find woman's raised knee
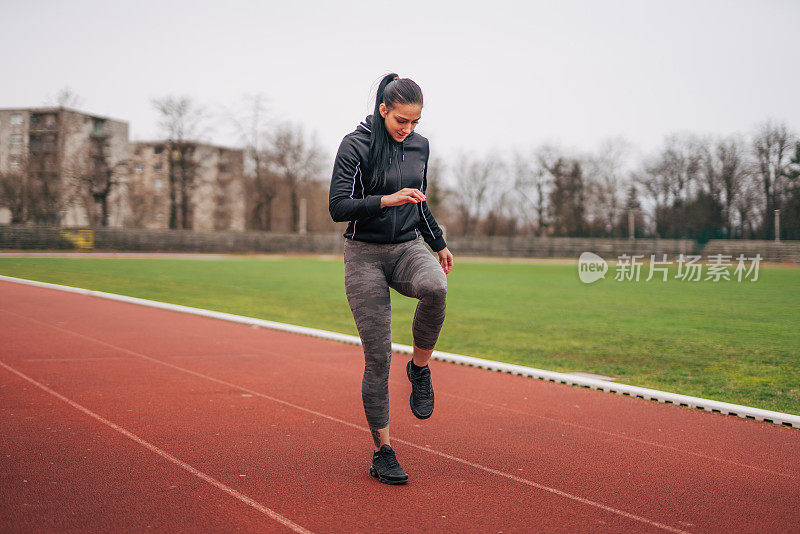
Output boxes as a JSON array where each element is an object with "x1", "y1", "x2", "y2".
[{"x1": 418, "y1": 275, "x2": 447, "y2": 302}]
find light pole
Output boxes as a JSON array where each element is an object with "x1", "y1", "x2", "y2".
[
  {"x1": 299, "y1": 198, "x2": 307, "y2": 234},
  {"x1": 628, "y1": 209, "x2": 635, "y2": 241}
]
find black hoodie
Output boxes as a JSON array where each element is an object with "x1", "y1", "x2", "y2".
[{"x1": 328, "y1": 114, "x2": 447, "y2": 252}]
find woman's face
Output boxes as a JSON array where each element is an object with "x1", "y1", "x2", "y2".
[{"x1": 379, "y1": 102, "x2": 422, "y2": 143}]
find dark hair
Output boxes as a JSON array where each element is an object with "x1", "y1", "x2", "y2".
[{"x1": 365, "y1": 73, "x2": 423, "y2": 192}]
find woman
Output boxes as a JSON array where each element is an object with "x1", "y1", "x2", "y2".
[{"x1": 329, "y1": 73, "x2": 454, "y2": 485}]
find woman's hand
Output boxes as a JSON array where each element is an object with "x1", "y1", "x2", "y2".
[
  {"x1": 437, "y1": 247, "x2": 454, "y2": 275},
  {"x1": 381, "y1": 188, "x2": 426, "y2": 207}
]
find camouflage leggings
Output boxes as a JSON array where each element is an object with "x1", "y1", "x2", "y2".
[{"x1": 343, "y1": 235, "x2": 448, "y2": 430}]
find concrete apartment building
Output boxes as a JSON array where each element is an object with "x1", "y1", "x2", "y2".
[
  {"x1": 0, "y1": 107, "x2": 246, "y2": 231},
  {"x1": 128, "y1": 141, "x2": 245, "y2": 231},
  {"x1": 0, "y1": 107, "x2": 129, "y2": 226}
]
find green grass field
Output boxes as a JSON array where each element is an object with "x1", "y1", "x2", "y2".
[{"x1": 1, "y1": 254, "x2": 798, "y2": 415}]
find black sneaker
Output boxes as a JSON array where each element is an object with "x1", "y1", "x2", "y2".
[
  {"x1": 407, "y1": 360, "x2": 434, "y2": 419},
  {"x1": 369, "y1": 444, "x2": 408, "y2": 485}
]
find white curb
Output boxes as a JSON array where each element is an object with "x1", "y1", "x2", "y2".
[{"x1": 1, "y1": 274, "x2": 798, "y2": 429}]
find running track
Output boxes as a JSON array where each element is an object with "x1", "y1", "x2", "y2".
[{"x1": 1, "y1": 279, "x2": 798, "y2": 533}]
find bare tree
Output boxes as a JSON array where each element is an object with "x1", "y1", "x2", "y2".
[
  {"x1": 583, "y1": 137, "x2": 633, "y2": 237},
  {"x1": 245, "y1": 160, "x2": 281, "y2": 231},
  {"x1": 151, "y1": 95, "x2": 209, "y2": 229},
  {"x1": 512, "y1": 148, "x2": 549, "y2": 235},
  {"x1": 482, "y1": 157, "x2": 515, "y2": 236},
  {"x1": 751, "y1": 119, "x2": 795, "y2": 239},
  {"x1": 634, "y1": 133, "x2": 707, "y2": 237},
  {"x1": 700, "y1": 135, "x2": 749, "y2": 238},
  {"x1": 732, "y1": 175, "x2": 762, "y2": 239},
  {"x1": 0, "y1": 154, "x2": 31, "y2": 223},
  {"x1": 226, "y1": 93, "x2": 281, "y2": 231},
  {"x1": 262, "y1": 121, "x2": 326, "y2": 232},
  {"x1": 123, "y1": 176, "x2": 158, "y2": 228},
  {"x1": 633, "y1": 157, "x2": 670, "y2": 236},
  {"x1": 63, "y1": 139, "x2": 129, "y2": 227},
  {"x1": 450, "y1": 152, "x2": 497, "y2": 236},
  {"x1": 44, "y1": 86, "x2": 84, "y2": 109},
  {"x1": 659, "y1": 133, "x2": 706, "y2": 205}
]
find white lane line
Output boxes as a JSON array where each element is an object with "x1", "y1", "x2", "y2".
[
  {"x1": 167, "y1": 353, "x2": 264, "y2": 359},
  {"x1": 442, "y1": 392, "x2": 799, "y2": 480},
  {"x1": 0, "y1": 308, "x2": 690, "y2": 534},
  {"x1": 24, "y1": 356, "x2": 135, "y2": 362},
  {"x1": 0, "y1": 359, "x2": 312, "y2": 534}
]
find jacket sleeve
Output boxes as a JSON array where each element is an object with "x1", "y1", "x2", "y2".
[
  {"x1": 329, "y1": 135, "x2": 384, "y2": 223},
  {"x1": 416, "y1": 140, "x2": 448, "y2": 252}
]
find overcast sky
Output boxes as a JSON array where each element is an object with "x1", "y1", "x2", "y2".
[{"x1": 2, "y1": 0, "x2": 798, "y2": 168}]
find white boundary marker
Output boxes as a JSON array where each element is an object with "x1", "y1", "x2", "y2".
[{"x1": 2, "y1": 273, "x2": 798, "y2": 430}]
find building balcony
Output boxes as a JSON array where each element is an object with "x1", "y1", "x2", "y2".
[
  {"x1": 28, "y1": 125, "x2": 58, "y2": 133},
  {"x1": 29, "y1": 142, "x2": 57, "y2": 153}
]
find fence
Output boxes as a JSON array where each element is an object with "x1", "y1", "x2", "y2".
[{"x1": 1, "y1": 225, "x2": 798, "y2": 263}]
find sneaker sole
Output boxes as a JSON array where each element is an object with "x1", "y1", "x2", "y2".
[
  {"x1": 370, "y1": 466, "x2": 408, "y2": 485},
  {"x1": 409, "y1": 394, "x2": 433, "y2": 419}
]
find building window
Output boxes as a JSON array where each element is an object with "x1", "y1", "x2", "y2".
[
  {"x1": 9, "y1": 155, "x2": 20, "y2": 169},
  {"x1": 134, "y1": 148, "x2": 142, "y2": 156},
  {"x1": 153, "y1": 179, "x2": 163, "y2": 189},
  {"x1": 43, "y1": 134, "x2": 56, "y2": 152},
  {"x1": 30, "y1": 113, "x2": 56, "y2": 129},
  {"x1": 154, "y1": 196, "x2": 162, "y2": 205},
  {"x1": 134, "y1": 163, "x2": 144, "y2": 174},
  {"x1": 154, "y1": 145, "x2": 164, "y2": 154},
  {"x1": 153, "y1": 163, "x2": 163, "y2": 172},
  {"x1": 10, "y1": 134, "x2": 23, "y2": 146},
  {"x1": 10, "y1": 114, "x2": 23, "y2": 126}
]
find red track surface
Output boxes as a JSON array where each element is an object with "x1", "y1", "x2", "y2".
[{"x1": 1, "y1": 279, "x2": 798, "y2": 533}]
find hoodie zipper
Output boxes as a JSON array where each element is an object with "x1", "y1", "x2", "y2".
[
  {"x1": 393, "y1": 142, "x2": 406, "y2": 243},
  {"x1": 391, "y1": 145, "x2": 397, "y2": 242}
]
